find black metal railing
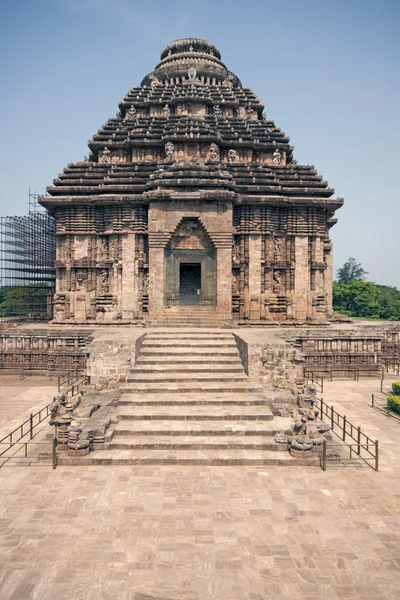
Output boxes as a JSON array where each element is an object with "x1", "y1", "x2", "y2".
[
  {"x1": 0, "y1": 438, "x2": 57, "y2": 469},
  {"x1": 304, "y1": 370, "x2": 324, "y2": 392},
  {"x1": 317, "y1": 397, "x2": 378, "y2": 471},
  {"x1": 0, "y1": 403, "x2": 51, "y2": 457},
  {"x1": 382, "y1": 358, "x2": 400, "y2": 376},
  {"x1": 58, "y1": 369, "x2": 85, "y2": 396}
]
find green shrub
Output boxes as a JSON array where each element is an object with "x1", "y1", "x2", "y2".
[
  {"x1": 387, "y1": 395, "x2": 400, "y2": 415},
  {"x1": 392, "y1": 382, "x2": 400, "y2": 395}
]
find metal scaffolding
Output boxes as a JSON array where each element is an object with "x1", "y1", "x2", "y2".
[{"x1": 0, "y1": 191, "x2": 56, "y2": 322}]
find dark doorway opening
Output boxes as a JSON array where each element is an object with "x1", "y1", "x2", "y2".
[{"x1": 179, "y1": 263, "x2": 201, "y2": 305}]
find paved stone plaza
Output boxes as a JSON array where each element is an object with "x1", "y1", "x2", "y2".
[{"x1": 0, "y1": 376, "x2": 399, "y2": 599}]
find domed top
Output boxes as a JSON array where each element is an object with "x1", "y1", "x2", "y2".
[
  {"x1": 160, "y1": 38, "x2": 221, "y2": 61},
  {"x1": 141, "y1": 37, "x2": 241, "y2": 87}
]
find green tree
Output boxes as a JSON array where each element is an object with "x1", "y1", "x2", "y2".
[
  {"x1": 333, "y1": 280, "x2": 400, "y2": 321},
  {"x1": 336, "y1": 257, "x2": 368, "y2": 284}
]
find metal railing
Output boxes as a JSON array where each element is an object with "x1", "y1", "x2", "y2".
[
  {"x1": 304, "y1": 366, "x2": 383, "y2": 382},
  {"x1": 304, "y1": 370, "x2": 324, "y2": 392},
  {"x1": 317, "y1": 397, "x2": 378, "y2": 471},
  {"x1": 0, "y1": 438, "x2": 57, "y2": 469},
  {"x1": 382, "y1": 358, "x2": 400, "y2": 376},
  {"x1": 58, "y1": 369, "x2": 85, "y2": 396},
  {"x1": 0, "y1": 403, "x2": 51, "y2": 457},
  {"x1": 372, "y1": 392, "x2": 400, "y2": 421}
]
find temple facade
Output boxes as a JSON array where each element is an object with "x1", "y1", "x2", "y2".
[{"x1": 41, "y1": 38, "x2": 343, "y2": 325}]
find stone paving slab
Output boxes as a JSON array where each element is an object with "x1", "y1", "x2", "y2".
[{"x1": 1, "y1": 376, "x2": 400, "y2": 599}]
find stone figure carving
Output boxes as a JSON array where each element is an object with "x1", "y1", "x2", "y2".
[
  {"x1": 228, "y1": 149, "x2": 237, "y2": 163},
  {"x1": 273, "y1": 270, "x2": 281, "y2": 286},
  {"x1": 163, "y1": 104, "x2": 171, "y2": 118},
  {"x1": 142, "y1": 273, "x2": 149, "y2": 294},
  {"x1": 273, "y1": 148, "x2": 282, "y2": 165},
  {"x1": 213, "y1": 104, "x2": 222, "y2": 119},
  {"x1": 222, "y1": 73, "x2": 233, "y2": 88},
  {"x1": 149, "y1": 74, "x2": 161, "y2": 88},
  {"x1": 50, "y1": 392, "x2": 69, "y2": 425},
  {"x1": 101, "y1": 270, "x2": 109, "y2": 292},
  {"x1": 246, "y1": 103, "x2": 253, "y2": 119},
  {"x1": 102, "y1": 147, "x2": 111, "y2": 164},
  {"x1": 273, "y1": 236, "x2": 282, "y2": 258},
  {"x1": 261, "y1": 110, "x2": 267, "y2": 120},
  {"x1": 165, "y1": 141, "x2": 174, "y2": 161},
  {"x1": 127, "y1": 105, "x2": 137, "y2": 119},
  {"x1": 188, "y1": 67, "x2": 197, "y2": 80},
  {"x1": 209, "y1": 143, "x2": 220, "y2": 163}
]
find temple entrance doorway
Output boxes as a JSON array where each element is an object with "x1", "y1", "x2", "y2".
[{"x1": 179, "y1": 263, "x2": 201, "y2": 305}]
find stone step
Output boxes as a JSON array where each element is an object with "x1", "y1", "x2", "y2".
[
  {"x1": 117, "y1": 404, "x2": 273, "y2": 420},
  {"x1": 140, "y1": 348, "x2": 239, "y2": 356},
  {"x1": 136, "y1": 356, "x2": 242, "y2": 365},
  {"x1": 145, "y1": 333, "x2": 233, "y2": 338},
  {"x1": 141, "y1": 341, "x2": 237, "y2": 348},
  {"x1": 112, "y1": 417, "x2": 290, "y2": 435},
  {"x1": 131, "y1": 364, "x2": 245, "y2": 373},
  {"x1": 147, "y1": 322, "x2": 231, "y2": 328},
  {"x1": 126, "y1": 373, "x2": 248, "y2": 383},
  {"x1": 120, "y1": 381, "x2": 264, "y2": 394},
  {"x1": 58, "y1": 448, "x2": 319, "y2": 466},
  {"x1": 118, "y1": 396, "x2": 267, "y2": 406},
  {"x1": 109, "y1": 435, "x2": 287, "y2": 451}
]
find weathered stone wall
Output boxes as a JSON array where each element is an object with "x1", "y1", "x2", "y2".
[
  {"x1": 87, "y1": 331, "x2": 146, "y2": 387},
  {"x1": 234, "y1": 332, "x2": 304, "y2": 395},
  {"x1": 0, "y1": 329, "x2": 91, "y2": 374}
]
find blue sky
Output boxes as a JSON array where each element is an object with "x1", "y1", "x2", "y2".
[{"x1": 0, "y1": 0, "x2": 399, "y2": 286}]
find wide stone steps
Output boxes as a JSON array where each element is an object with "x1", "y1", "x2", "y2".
[
  {"x1": 112, "y1": 418, "x2": 289, "y2": 435},
  {"x1": 139, "y1": 348, "x2": 239, "y2": 356},
  {"x1": 120, "y1": 381, "x2": 264, "y2": 394},
  {"x1": 136, "y1": 356, "x2": 242, "y2": 365},
  {"x1": 117, "y1": 404, "x2": 273, "y2": 420},
  {"x1": 132, "y1": 364, "x2": 245, "y2": 373},
  {"x1": 118, "y1": 395, "x2": 268, "y2": 406},
  {"x1": 109, "y1": 435, "x2": 287, "y2": 451},
  {"x1": 59, "y1": 448, "x2": 319, "y2": 466},
  {"x1": 141, "y1": 340, "x2": 237, "y2": 348},
  {"x1": 126, "y1": 372, "x2": 249, "y2": 383},
  {"x1": 78, "y1": 330, "x2": 305, "y2": 466},
  {"x1": 147, "y1": 321, "x2": 231, "y2": 328}
]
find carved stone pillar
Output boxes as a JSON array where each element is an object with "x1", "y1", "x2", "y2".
[
  {"x1": 216, "y1": 246, "x2": 232, "y2": 319},
  {"x1": 324, "y1": 241, "x2": 333, "y2": 317},
  {"x1": 294, "y1": 236, "x2": 310, "y2": 321},
  {"x1": 121, "y1": 233, "x2": 137, "y2": 320},
  {"x1": 248, "y1": 234, "x2": 261, "y2": 321}
]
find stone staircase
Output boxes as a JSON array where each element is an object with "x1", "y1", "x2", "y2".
[
  {"x1": 74, "y1": 330, "x2": 318, "y2": 466},
  {"x1": 146, "y1": 307, "x2": 231, "y2": 328}
]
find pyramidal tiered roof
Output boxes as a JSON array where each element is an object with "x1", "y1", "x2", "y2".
[{"x1": 44, "y1": 38, "x2": 342, "y2": 211}]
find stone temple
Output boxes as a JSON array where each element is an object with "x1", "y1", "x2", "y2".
[{"x1": 41, "y1": 38, "x2": 343, "y2": 326}]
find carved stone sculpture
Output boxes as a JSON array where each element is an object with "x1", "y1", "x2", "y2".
[
  {"x1": 165, "y1": 141, "x2": 174, "y2": 161},
  {"x1": 209, "y1": 143, "x2": 220, "y2": 163},
  {"x1": 188, "y1": 67, "x2": 197, "y2": 80},
  {"x1": 273, "y1": 236, "x2": 282, "y2": 258},
  {"x1": 127, "y1": 105, "x2": 137, "y2": 119},
  {"x1": 101, "y1": 270, "x2": 109, "y2": 293},
  {"x1": 102, "y1": 147, "x2": 111, "y2": 164},
  {"x1": 163, "y1": 104, "x2": 171, "y2": 118},
  {"x1": 273, "y1": 148, "x2": 282, "y2": 165},
  {"x1": 213, "y1": 104, "x2": 222, "y2": 119},
  {"x1": 228, "y1": 148, "x2": 237, "y2": 163},
  {"x1": 273, "y1": 270, "x2": 281, "y2": 286}
]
